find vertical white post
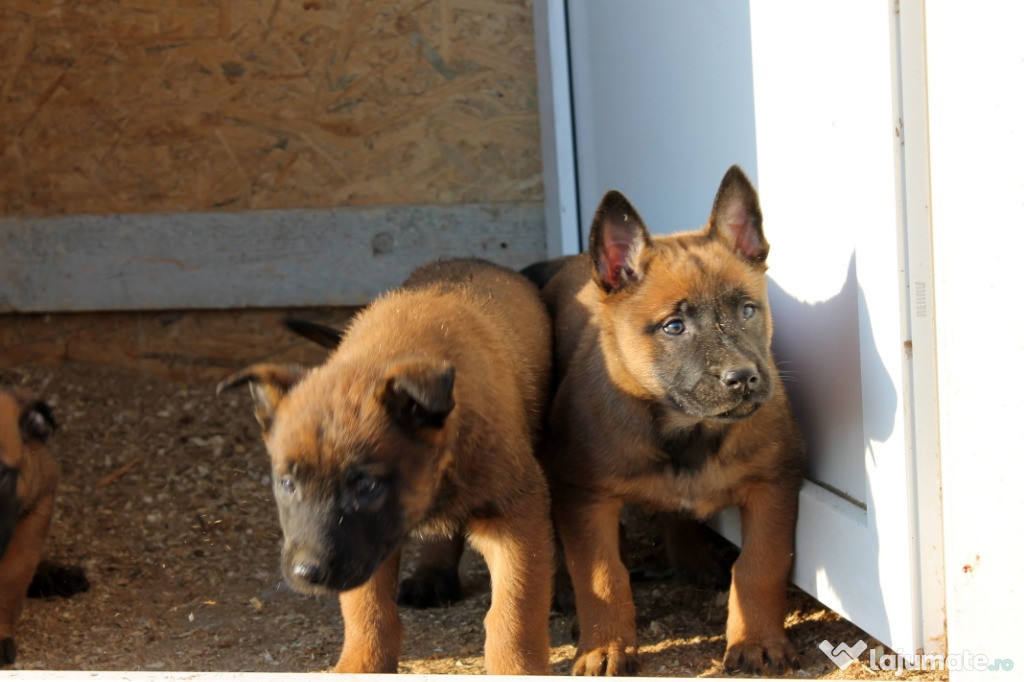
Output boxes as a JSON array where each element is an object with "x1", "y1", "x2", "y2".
[
  {"x1": 889, "y1": 0, "x2": 946, "y2": 656},
  {"x1": 533, "y1": 0, "x2": 581, "y2": 257}
]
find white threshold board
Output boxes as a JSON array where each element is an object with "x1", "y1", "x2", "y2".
[{"x1": 0, "y1": 203, "x2": 545, "y2": 313}]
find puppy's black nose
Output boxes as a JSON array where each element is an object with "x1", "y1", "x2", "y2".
[
  {"x1": 292, "y1": 561, "x2": 326, "y2": 585},
  {"x1": 721, "y1": 367, "x2": 759, "y2": 392}
]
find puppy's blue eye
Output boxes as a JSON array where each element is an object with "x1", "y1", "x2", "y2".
[
  {"x1": 741, "y1": 303, "x2": 757, "y2": 320},
  {"x1": 662, "y1": 319, "x2": 684, "y2": 335},
  {"x1": 278, "y1": 476, "x2": 297, "y2": 494}
]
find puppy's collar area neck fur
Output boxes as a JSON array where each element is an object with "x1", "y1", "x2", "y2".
[{"x1": 655, "y1": 419, "x2": 727, "y2": 475}]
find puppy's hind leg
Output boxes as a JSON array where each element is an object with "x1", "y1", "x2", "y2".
[
  {"x1": 661, "y1": 513, "x2": 732, "y2": 589},
  {"x1": 468, "y1": 498, "x2": 554, "y2": 675},
  {"x1": 397, "y1": 535, "x2": 464, "y2": 608}
]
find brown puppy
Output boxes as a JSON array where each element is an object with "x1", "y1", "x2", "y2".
[
  {"x1": 219, "y1": 258, "x2": 554, "y2": 674},
  {"x1": 281, "y1": 317, "x2": 466, "y2": 610},
  {"x1": 542, "y1": 166, "x2": 804, "y2": 676},
  {"x1": 0, "y1": 390, "x2": 57, "y2": 666}
]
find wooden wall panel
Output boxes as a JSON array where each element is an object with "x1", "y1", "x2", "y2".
[{"x1": 0, "y1": 0, "x2": 542, "y2": 215}]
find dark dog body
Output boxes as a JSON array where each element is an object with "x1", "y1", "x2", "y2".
[
  {"x1": 0, "y1": 390, "x2": 57, "y2": 666},
  {"x1": 221, "y1": 258, "x2": 554, "y2": 674},
  {"x1": 542, "y1": 167, "x2": 804, "y2": 675}
]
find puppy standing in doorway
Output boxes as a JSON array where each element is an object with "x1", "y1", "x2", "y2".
[{"x1": 541, "y1": 167, "x2": 805, "y2": 676}]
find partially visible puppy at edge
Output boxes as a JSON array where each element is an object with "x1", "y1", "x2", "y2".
[
  {"x1": 0, "y1": 389, "x2": 89, "y2": 667},
  {"x1": 218, "y1": 258, "x2": 555, "y2": 674}
]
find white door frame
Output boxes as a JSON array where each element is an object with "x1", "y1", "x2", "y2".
[{"x1": 533, "y1": 0, "x2": 580, "y2": 258}]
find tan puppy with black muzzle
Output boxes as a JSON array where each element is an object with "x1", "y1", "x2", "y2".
[
  {"x1": 541, "y1": 166, "x2": 805, "y2": 676},
  {"x1": 220, "y1": 258, "x2": 554, "y2": 674}
]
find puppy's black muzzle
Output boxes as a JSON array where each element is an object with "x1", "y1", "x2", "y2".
[{"x1": 276, "y1": 479, "x2": 407, "y2": 596}]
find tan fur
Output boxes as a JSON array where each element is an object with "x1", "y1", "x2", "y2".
[
  {"x1": 542, "y1": 168, "x2": 804, "y2": 675},
  {"x1": 0, "y1": 390, "x2": 58, "y2": 666},
  {"x1": 221, "y1": 259, "x2": 554, "y2": 674}
]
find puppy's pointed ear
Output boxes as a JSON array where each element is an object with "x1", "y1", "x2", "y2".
[
  {"x1": 709, "y1": 165, "x2": 768, "y2": 264},
  {"x1": 379, "y1": 360, "x2": 455, "y2": 430},
  {"x1": 217, "y1": 364, "x2": 307, "y2": 433},
  {"x1": 589, "y1": 190, "x2": 653, "y2": 292},
  {"x1": 19, "y1": 400, "x2": 55, "y2": 444}
]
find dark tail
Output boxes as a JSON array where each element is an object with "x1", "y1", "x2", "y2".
[
  {"x1": 519, "y1": 256, "x2": 574, "y2": 290},
  {"x1": 282, "y1": 317, "x2": 344, "y2": 349}
]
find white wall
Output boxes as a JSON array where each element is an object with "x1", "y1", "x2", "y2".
[
  {"x1": 926, "y1": 3, "x2": 1024, "y2": 677},
  {"x1": 566, "y1": 0, "x2": 758, "y2": 234}
]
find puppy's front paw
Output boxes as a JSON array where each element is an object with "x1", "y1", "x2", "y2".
[
  {"x1": 572, "y1": 643, "x2": 640, "y2": 676},
  {"x1": 724, "y1": 638, "x2": 800, "y2": 676}
]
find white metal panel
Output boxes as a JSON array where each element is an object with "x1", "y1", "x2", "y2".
[
  {"x1": 748, "y1": 0, "x2": 917, "y2": 652},
  {"x1": 746, "y1": 1, "x2": 895, "y2": 506},
  {"x1": 566, "y1": 0, "x2": 758, "y2": 234},
  {"x1": 926, "y1": 2, "x2": 1024, "y2": 678},
  {"x1": 889, "y1": 0, "x2": 946, "y2": 656}
]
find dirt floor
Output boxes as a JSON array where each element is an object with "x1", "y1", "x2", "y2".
[{"x1": 0, "y1": 310, "x2": 945, "y2": 679}]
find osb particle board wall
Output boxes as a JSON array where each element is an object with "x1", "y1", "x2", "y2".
[
  {"x1": 0, "y1": 0, "x2": 549, "y2": 311},
  {"x1": 0, "y1": 0, "x2": 541, "y2": 214}
]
